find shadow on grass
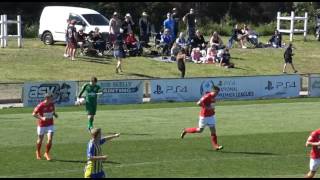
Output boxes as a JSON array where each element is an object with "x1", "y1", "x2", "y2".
[
  {"x1": 124, "y1": 72, "x2": 159, "y2": 79},
  {"x1": 78, "y1": 56, "x2": 112, "y2": 64},
  {"x1": 209, "y1": 150, "x2": 278, "y2": 156},
  {"x1": 107, "y1": 132, "x2": 152, "y2": 136},
  {"x1": 51, "y1": 159, "x2": 121, "y2": 165}
]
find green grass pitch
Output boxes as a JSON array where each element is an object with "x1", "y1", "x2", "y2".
[{"x1": 0, "y1": 98, "x2": 319, "y2": 178}]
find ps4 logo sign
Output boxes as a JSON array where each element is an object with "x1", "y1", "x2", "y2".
[
  {"x1": 265, "y1": 81, "x2": 296, "y2": 91},
  {"x1": 153, "y1": 84, "x2": 188, "y2": 94}
]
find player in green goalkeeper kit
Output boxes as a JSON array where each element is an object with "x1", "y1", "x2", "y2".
[{"x1": 78, "y1": 77, "x2": 102, "y2": 130}]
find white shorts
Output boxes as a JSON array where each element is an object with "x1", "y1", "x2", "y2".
[
  {"x1": 198, "y1": 116, "x2": 216, "y2": 129},
  {"x1": 310, "y1": 158, "x2": 320, "y2": 172},
  {"x1": 37, "y1": 125, "x2": 55, "y2": 136}
]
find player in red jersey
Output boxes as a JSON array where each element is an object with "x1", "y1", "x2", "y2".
[
  {"x1": 180, "y1": 85, "x2": 223, "y2": 150},
  {"x1": 305, "y1": 128, "x2": 320, "y2": 178},
  {"x1": 32, "y1": 92, "x2": 58, "y2": 161}
]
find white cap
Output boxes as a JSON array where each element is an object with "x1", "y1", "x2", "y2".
[
  {"x1": 125, "y1": 13, "x2": 131, "y2": 17},
  {"x1": 142, "y1": 12, "x2": 148, "y2": 16}
]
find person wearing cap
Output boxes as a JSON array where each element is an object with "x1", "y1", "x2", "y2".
[
  {"x1": 32, "y1": 92, "x2": 58, "y2": 161},
  {"x1": 139, "y1": 12, "x2": 151, "y2": 47},
  {"x1": 172, "y1": 8, "x2": 180, "y2": 39},
  {"x1": 183, "y1": 8, "x2": 197, "y2": 41},
  {"x1": 67, "y1": 19, "x2": 78, "y2": 60},
  {"x1": 84, "y1": 128, "x2": 120, "y2": 178},
  {"x1": 163, "y1": 12, "x2": 175, "y2": 40},
  {"x1": 109, "y1": 12, "x2": 122, "y2": 43},
  {"x1": 180, "y1": 85, "x2": 223, "y2": 151},
  {"x1": 122, "y1": 13, "x2": 135, "y2": 37}
]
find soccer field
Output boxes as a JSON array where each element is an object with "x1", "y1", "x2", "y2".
[{"x1": 0, "y1": 98, "x2": 319, "y2": 178}]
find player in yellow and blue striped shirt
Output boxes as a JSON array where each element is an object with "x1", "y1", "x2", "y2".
[{"x1": 84, "y1": 128, "x2": 120, "y2": 178}]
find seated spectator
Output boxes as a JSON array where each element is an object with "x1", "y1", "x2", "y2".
[
  {"x1": 227, "y1": 24, "x2": 246, "y2": 49},
  {"x1": 160, "y1": 28, "x2": 173, "y2": 56},
  {"x1": 219, "y1": 48, "x2": 234, "y2": 68},
  {"x1": 88, "y1": 27, "x2": 106, "y2": 56},
  {"x1": 206, "y1": 45, "x2": 217, "y2": 64},
  {"x1": 268, "y1": 30, "x2": 282, "y2": 48},
  {"x1": 77, "y1": 28, "x2": 88, "y2": 55},
  {"x1": 175, "y1": 32, "x2": 189, "y2": 50},
  {"x1": 125, "y1": 33, "x2": 142, "y2": 56},
  {"x1": 209, "y1": 31, "x2": 224, "y2": 50},
  {"x1": 191, "y1": 30, "x2": 206, "y2": 50},
  {"x1": 191, "y1": 47, "x2": 203, "y2": 63},
  {"x1": 170, "y1": 42, "x2": 180, "y2": 61}
]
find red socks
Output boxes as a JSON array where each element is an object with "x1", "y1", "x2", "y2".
[
  {"x1": 211, "y1": 133, "x2": 218, "y2": 146},
  {"x1": 185, "y1": 127, "x2": 198, "y2": 133}
]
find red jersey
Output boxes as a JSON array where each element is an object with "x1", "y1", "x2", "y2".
[
  {"x1": 199, "y1": 92, "x2": 217, "y2": 117},
  {"x1": 33, "y1": 101, "x2": 55, "y2": 127},
  {"x1": 308, "y1": 129, "x2": 320, "y2": 159}
]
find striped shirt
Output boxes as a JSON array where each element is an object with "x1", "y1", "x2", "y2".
[{"x1": 86, "y1": 139, "x2": 106, "y2": 174}]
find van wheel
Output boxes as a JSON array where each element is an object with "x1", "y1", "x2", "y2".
[{"x1": 43, "y1": 32, "x2": 54, "y2": 45}]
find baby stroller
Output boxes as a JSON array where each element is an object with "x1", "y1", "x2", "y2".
[
  {"x1": 315, "y1": 12, "x2": 320, "y2": 41},
  {"x1": 246, "y1": 31, "x2": 259, "y2": 48}
]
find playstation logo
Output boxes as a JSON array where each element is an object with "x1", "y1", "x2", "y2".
[
  {"x1": 153, "y1": 85, "x2": 164, "y2": 94},
  {"x1": 265, "y1": 81, "x2": 274, "y2": 91}
]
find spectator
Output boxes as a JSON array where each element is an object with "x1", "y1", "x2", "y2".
[
  {"x1": 219, "y1": 48, "x2": 234, "y2": 68},
  {"x1": 160, "y1": 28, "x2": 173, "y2": 57},
  {"x1": 283, "y1": 43, "x2": 298, "y2": 73},
  {"x1": 209, "y1": 31, "x2": 224, "y2": 50},
  {"x1": 67, "y1": 19, "x2": 77, "y2": 61},
  {"x1": 122, "y1": 13, "x2": 135, "y2": 37},
  {"x1": 163, "y1": 12, "x2": 175, "y2": 40},
  {"x1": 227, "y1": 24, "x2": 246, "y2": 49},
  {"x1": 268, "y1": 30, "x2": 282, "y2": 48},
  {"x1": 191, "y1": 47, "x2": 203, "y2": 63},
  {"x1": 64, "y1": 19, "x2": 71, "y2": 58},
  {"x1": 176, "y1": 48, "x2": 187, "y2": 78},
  {"x1": 114, "y1": 34, "x2": 126, "y2": 74},
  {"x1": 89, "y1": 27, "x2": 106, "y2": 56},
  {"x1": 170, "y1": 42, "x2": 180, "y2": 61},
  {"x1": 172, "y1": 8, "x2": 180, "y2": 39},
  {"x1": 109, "y1": 12, "x2": 122, "y2": 43},
  {"x1": 125, "y1": 32, "x2": 142, "y2": 56},
  {"x1": 191, "y1": 30, "x2": 206, "y2": 50},
  {"x1": 139, "y1": 12, "x2": 151, "y2": 47},
  {"x1": 206, "y1": 45, "x2": 217, "y2": 64},
  {"x1": 183, "y1": 8, "x2": 197, "y2": 41},
  {"x1": 77, "y1": 28, "x2": 88, "y2": 56},
  {"x1": 175, "y1": 32, "x2": 188, "y2": 50}
]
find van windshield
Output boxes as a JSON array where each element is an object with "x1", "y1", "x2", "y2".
[{"x1": 82, "y1": 14, "x2": 109, "y2": 26}]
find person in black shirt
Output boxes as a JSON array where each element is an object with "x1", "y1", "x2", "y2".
[
  {"x1": 227, "y1": 24, "x2": 246, "y2": 49},
  {"x1": 172, "y1": 8, "x2": 179, "y2": 39},
  {"x1": 114, "y1": 34, "x2": 126, "y2": 73},
  {"x1": 77, "y1": 28, "x2": 88, "y2": 56},
  {"x1": 268, "y1": 30, "x2": 282, "y2": 48},
  {"x1": 283, "y1": 43, "x2": 298, "y2": 73},
  {"x1": 183, "y1": 8, "x2": 197, "y2": 41},
  {"x1": 139, "y1": 12, "x2": 151, "y2": 47},
  {"x1": 67, "y1": 19, "x2": 77, "y2": 60}
]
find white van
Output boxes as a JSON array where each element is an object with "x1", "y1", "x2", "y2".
[{"x1": 39, "y1": 6, "x2": 110, "y2": 45}]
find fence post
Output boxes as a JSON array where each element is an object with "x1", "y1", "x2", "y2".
[
  {"x1": 17, "y1": 15, "x2": 22, "y2": 48},
  {"x1": 0, "y1": 15, "x2": 3, "y2": 48},
  {"x1": 276, "y1": 12, "x2": 280, "y2": 31},
  {"x1": 3, "y1": 14, "x2": 7, "y2": 47},
  {"x1": 290, "y1": 11, "x2": 294, "y2": 42},
  {"x1": 304, "y1": 12, "x2": 308, "y2": 41}
]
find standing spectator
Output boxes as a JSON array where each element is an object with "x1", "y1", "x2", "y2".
[
  {"x1": 283, "y1": 43, "x2": 298, "y2": 73},
  {"x1": 114, "y1": 34, "x2": 126, "y2": 74},
  {"x1": 268, "y1": 30, "x2": 282, "y2": 48},
  {"x1": 183, "y1": 8, "x2": 197, "y2": 41},
  {"x1": 163, "y1": 12, "x2": 175, "y2": 40},
  {"x1": 64, "y1": 19, "x2": 71, "y2": 58},
  {"x1": 227, "y1": 24, "x2": 246, "y2": 49},
  {"x1": 122, "y1": 13, "x2": 135, "y2": 37},
  {"x1": 176, "y1": 48, "x2": 187, "y2": 78},
  {"x1": 172, "y1": 8, "x2": 180, "y2": 39},
  {"x1": 67, "y1": 19, "x2": 77, "y2": 61},
  {"x1": 209, "y1": 31, "x2": 224, "y2": 50},
  {"x1": 139, "y1": 12, "x2": 151, "y2": 47},
  {"x1": 109, "y1": 12, "x2": 122, "y2": 43}
]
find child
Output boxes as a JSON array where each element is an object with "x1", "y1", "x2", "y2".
[
  {"x1": 176, "y1": 48, "x2": 187, "y2": 78},
  {"x1": 84, "y1": 128, "x2": 120, "y2": 178},
  {"x1": 171, "y1": 43, "x2": 180, "y2": 61},
  {"x1": 191, "y1": 48, "x2": 202, "y2": 64},
  {"x1": 206, "y1": 46, "x2": 217, "y2": 64},
  {"x1": 283, "y1": 43, "x2": 298, "y2": 73},
  {"x1": 114, "y1": 34, "x2": 126, "y2": 73},
  {"x1": 219, "y1": 48, "x2": 234, "y2": 68}
]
